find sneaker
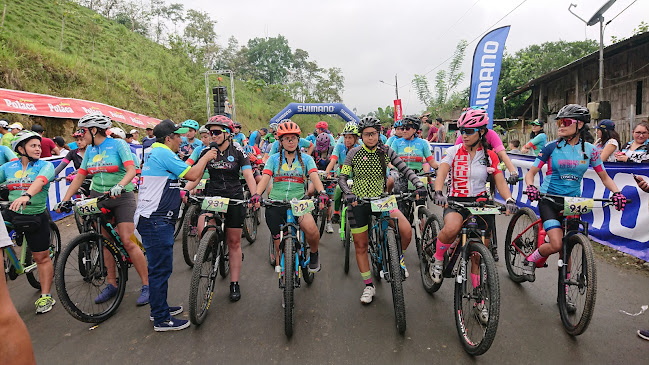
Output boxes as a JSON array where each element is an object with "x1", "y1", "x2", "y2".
[
  {"x1": 136, "y1": 285, "x2": 150, "y2": 306},
  {"x1": 430, "y1": 258, "x2": 444, "y2": 284},
  {"x1": 275, "y1": 265, "x2": 281, "y2": 273},
  {"x1": 308, "y1": 252, "x2": 321, "y2": 273},
  {"x1": 473, "y1": 301, "x2": 489, "y2": 324},
  {"x1": 331, "y1": 213, "x2": 340, "y2": 224},
  {"x1": 638, "y1": 329, "x2": 649, "y2": 341},
  {"x1": 35, "y1": 296, "x2": 55, "y2": 314},
  {"x1": 94, "y1": 284, "x2": 118, "y2": 304},
  {"x1": 522, "y1": 259, "x2": 536, "y2": 282},
  {"x1": 230, "y1": 282, "x2": 241, "y2": 302},
  {"x1": 150, "y1": 306, "x2": 183, "y2": 321},
  {"x1": 153, "y1": 316, "x2": 190, "y2": 332},
  {"x1": 325, "y1": 222, "x2": 334, "y2": 234},
  {"x1": 400, "y1": 255, "x2": 409, "y2": 278},
  {"x1": 360, "y1": 285, "x2": 376, "y2": 304}
]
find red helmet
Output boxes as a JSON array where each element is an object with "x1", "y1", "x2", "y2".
[
  {"x1": 315, "y1": 121, "x2": 328, "y2": 130},
  {"x1": 277, "y1": 121, "x2": 301, "y2": 137},
  {"x1": 72, "y1": 129, "x2": 84, "y2": 138},
  {"x1": 457, "y1": 109, "x2": 489, "y2": 128},
  {"x1": 206, "y1": 115, "x2": 233, "y2": 131}
]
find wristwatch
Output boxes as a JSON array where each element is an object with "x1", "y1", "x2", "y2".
[{"x1": 21, "y1": 192, "x2": 32, "y2": 198}]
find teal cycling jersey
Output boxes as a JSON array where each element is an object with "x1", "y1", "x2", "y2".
[
  {"x1": 526, "y1": 133, "x2": 547, "y2": 156},
  {"x1": 269, "y1": 138, "x2": 313, "y2": 155},
  {"x1": 232, "y1": 132, "x2": 247, "y2": 146},
  {"x1": 386, "y1": 135, "x2": 398, "y2": 146},
  {"x1": 331, "y1": 142, "x2": 360, "y2": 167},
  {"x1": 388, "y1": 136, "x2": 435, "y2": 171},
  {"x1": 179, "y1": 136, "x2": 202, "y2": 158},
  {"x1": 0, "y1": 159, "x2": 54, "y2": 215},
  {"x1": 79, "y1": 137, "x2": 136, "y2": 193},
  {"x1": 263, "y1": 151, "x2": 317, "y2": 201},
  {"x1": 0, "y1": 145, "x2": 18, "y2": 165}
]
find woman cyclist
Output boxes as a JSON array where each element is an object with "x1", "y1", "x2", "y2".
[
  {"x1": 594, "y1": 119, "x2": 620, "y2": 162},
  {"x1": 432, "y1": 108, "x2": 518, "y2": 321},
  {"x1": 520, "y1": 119, "x2": 547, "y2": 156},
  {"x1": 57, "y1": 113, "x2": 150, "y2": 306},
  {"x1": 325, "y1": 122, "x2": 360, "y2": 225},
  {"x1": 0, "y1": 131, "x2": 56, "y2": 313},
  {"x1": 386, "y1": 119, "x2": 404, "y2": 146},
  {"x1": 54, "y1": 129, "x2": 91, "y2": 198},
  {"x1": 187, "y1": 115, "x2": 258, "y2": 301},
  {"x1": 523, "y1": 104, "x2": 626, "y2": 283},
  {"x1": 254, "y1": 120, "x2": 328, "y2": 274},
  {"x1": 339, "y1": 116, "x2": 426, "y2": 304},
  {"x1": 262, "y1": 120, "x2": 314, "y2": 162}
]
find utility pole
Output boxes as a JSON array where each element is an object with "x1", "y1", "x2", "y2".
[{"x1": 394, "y1": 74, "x2": 399, "y2": 100}]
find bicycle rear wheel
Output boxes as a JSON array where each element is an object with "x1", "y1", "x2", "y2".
[
  {"x1": 55, "y1": 233, "x2": 127, "y2": 323},
  {"x1": 504, "y1": 208, "x2": 538, "y2": 283},
  {"x1": 283, "y1": 237, "x2": 295, "y2": 337},
  {"x1": 417, "y1": 213, "x2": 443, "y2": 294},
  {"x1": 26, "y1": 222, "x2": 62, "y2": 290},
  {"x1": 301, "y1": 240, "x2": 315, "y2": 285},
  {"x1": 242, "y1": 191, "x2": 258, "y2": 244},
  {"x1": 182, "y1": 205, "x2": 200, "y2": 267},
  {"x1": 454, "y1": 241, "x2": 500, "y2": 356},
  {"x1": 558, "y1": 233, "x2": 596, "y2": 336},
  {"x1": 387, "y1": 227, "x2": 406, "y2": 334},
  {"x1": 188, "y1": 231, "x2": 219, "y2": 325}
]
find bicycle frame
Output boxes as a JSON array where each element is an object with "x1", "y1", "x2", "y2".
[
  {"x1": 278, "y1": 207, "x2": 307, "y2": 288},
  {"x1": 367, "y1": 208, "x2": 402, "y2": 282},
  {"x1": 2, "y1": 228, "x2": 36, "y2": 275}
]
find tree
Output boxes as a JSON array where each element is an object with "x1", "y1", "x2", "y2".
[
  {"x1": 183, "y1": 9, "x2": 218, "y2": 67},
  {"x1": 164, "y1": 2, "x2": 184, "y2": 34},
  {"x1": 149, "y1": 0, "x2": 166, "y2": 43},
  {"x1": 412, "y1": 74, "x2": 432, "y2": 108},
  {"x1": 246, "y1": 35, "x2": 293, "y2": 85}
]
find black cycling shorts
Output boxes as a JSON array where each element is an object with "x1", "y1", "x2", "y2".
[
  {"x1": 265, "y1": 205, "x2": 290, "y2": 237},
  {"x1": 348, "y1": 204, "x2": 383, "y2": 234},
  {"x1": 90, "y1": 191, "x2": 137, "y2": 225},
  {"x1": 201, "y1": 203, "x2": 244, "y2": 229},
  {"x1": 4, "y1": 210, "x2": 51, "y2": 253},
  {"x1": 443, "y1": 197, "x2": 492, "y2": 233},
  {"x1": 538, "y1": 197, "x2": 564, "y2": 232}
]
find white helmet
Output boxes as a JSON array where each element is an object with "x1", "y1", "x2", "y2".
[
  {"x1": 12, "y1": 130, "x2": 41, "y2": 153},
  {"x1": 109, "y1": 127, "x2": 126, "y2": 139},
  {"x1": 78, "y1": 113, "x2": 112, "y2": 129}
]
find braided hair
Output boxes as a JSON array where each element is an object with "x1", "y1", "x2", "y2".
[{"x1": 477, "y1": 127, "x2": 495, "y2": 195}]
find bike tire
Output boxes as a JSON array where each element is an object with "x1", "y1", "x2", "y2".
[
  {"x1": 283, "y1": 237, "x2": 295, "y2": 337},
  {"x1": 454, "y1": 241, "x2": 500, "y2": 356},
  {"x1": 344, "y1": 216, "x2": 351, "y2": 274},
  {"x1": 174, "y1": 202, "x2": 186, "y2": 240},
  {"x1": 301, "y1": 237, "x2": 315, "y2": 285},
  {"x1": 318, "y1": 207, "x2": 326, "y2": 238},
  {"x1": 268, "y1": 234, "x2": 276, "y2": 268},
  {"x1": 188, "y1": 231, "x2": 219, "y2": 325},
  {"x1": 55, "y1": 233, "x2": 127, "y2": 323},
  {"x1": 242, "y1": 191, "x2": 258, "y2": 244},
  {"x1": 219, "y1": 235, "x2": 230, "y2": 278},
  {"x1": 417, "y1": 213, "x2": 443, "y2": 294},
  {"x1": 504, "y1": 207, "x2": 538, "y2": 283},
  {"x1": 26, "y1": 221, "x2": 61, "y2": 290},
  {"x1": 558, "y1": 234, "x2": 596, "y2": 336},
  {"x1": 181, "y1": 204, "x2": 200, "y2": 267},
  {"x1": 386, "y1": 227, "x2": 407, "y2": 334},
  {"x1": 74, "y1": 210, "x2": 85, "y2": 234}
]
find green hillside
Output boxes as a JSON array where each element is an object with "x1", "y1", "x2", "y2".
[{"x1": 0, "y1": 0, "x2": 344, "y2": 134}]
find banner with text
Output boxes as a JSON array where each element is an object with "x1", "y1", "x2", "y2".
[{"x1": 394, "y1": 99, "x2": 403, "y2": 121}]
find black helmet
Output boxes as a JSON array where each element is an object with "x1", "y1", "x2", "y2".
[
  {"x1": 358, "y1": 116, "x2": 381, "y2": 133},
  {"x1": 556, "y1": 104, "x2": 590, "y2": 123},
  {"x1": 402, "y1": 115, "x2": 421, "y2": 130}
]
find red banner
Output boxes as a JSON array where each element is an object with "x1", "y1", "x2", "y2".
[
  {"x1": 394, "y1": 99, "x2": 403, "y2": 121},
  {"x1": 0, "y1": 88, "x2": 160, "y2": 128}
]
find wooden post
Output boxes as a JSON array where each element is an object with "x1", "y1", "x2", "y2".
[
  {"x1": 629, "y1": 104, "x2": 635, "y2": 145},
  {"x1": 1, "y1": 3, "x2": 7, "y2": 29},
  {"x1": 538, "y1": 86, "x2": 543, "y2": 121}
]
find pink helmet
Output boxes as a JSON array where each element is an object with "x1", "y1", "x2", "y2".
[
  {"x1": 457, "y1": 109, "x2": 489, "y2": 128},
  {"x1": 315, "y1": 121, "x2": 328, "y2": 130}
]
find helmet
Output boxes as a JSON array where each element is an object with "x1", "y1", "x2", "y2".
[
  {"x1": 78, "y1": 113, "x2": 112, "y2": 129},
  {"x1": 269, "y1": 122, "x2": 279, "y2": 132},
  {"x1": 31, "y1": 124, "x2": 44, "y2": 133},
  {"x1": 109, "y1": 127, "x2": 126, "y2": 139},
  {"x1": 358, "y1": 116, "x2": 381, "y2": 133},
  {"x1": 457, "y1": 109, "x2": 489, "y2": 128},
  {"x1": 0, "y1": 120, "x2": 8, "y2": 128},
  {"x1": 182, "y1": 119, "x2": 200, "y2": 131},
  {"x1": 198, "y1": 126, "x2": 209, "y2": 134},
  {"x1": 206, "y1": 115, "x2": 232, "y2": 131},
  {"x1": 402, "y1": 115, "x2": 421, "y2": 130},
  {"x1": 556, "y1": 104, "x2": 590, "y2": 123},
  {"x1": 72, "y1": 129, "x2": 84, "y2": 138},
  {"x1": 232, "y1": 121, "x2": 242, "y2": 128},
  {"x1": 598, "y1": 119, "x2": 615, "y2": 130},
  {"x1": 341, "y1": 122, "x2": 359, "y2": 136},
  {"x1": 393, "y1": 119, "x2": 403, "y2": 128},
  {"x1": 315, "y1": 121, "x2": 328, "y2": 130},
  {"x1": 276, "y1": 121, "x2": 301, "y2": 137},
  {"x1": 315, "y1": 133, "x2": 331, "y2": 152},
  {"x1": 530, "y1": 119, "x2": 543, "y2": 126},
  {"x1": 12, "y1": 130, "x2": 41, "y2": 152}
]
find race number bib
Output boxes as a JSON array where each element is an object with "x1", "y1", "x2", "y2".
[
  {"x1": 467, "y1": 206, "x2": 501, "y2": 215},
  {"x1": 201, "y1": 197, "x2": 230, "y2": 213},
  {"x1": 408, "y1": 176, "x2": 428, "y2": 190},
  {"x1": 371, "y1": 195, "x2": 397, "y2": 212},
  {"x1": 564, "y1": 197, "x2": 594, "y2": 215},
  {"x1": 291, "y1": 200, "x2": 314, "y2": 217},
  {"x1": 196, "y1": 179, "x2": 207, "y2": 190},
  {"x1": 75, "y1": 198, "x2": 99, "y2": 216}
]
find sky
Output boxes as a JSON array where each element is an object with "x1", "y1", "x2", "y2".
[{"x1": 183, "y1": 0, "x2": 648, "y2": 116}]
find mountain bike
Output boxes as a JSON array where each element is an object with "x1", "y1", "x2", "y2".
[
  {"x1": 504, "y1": 193, "x2": 610, "y2": 336},
  {"x1": 313, "y1": 172, "x2": 337, "y2": 237},
  {"x1": 419, "y1": 197, "x2": 502, "y2": 355},
  {"x1": 242, "y1": 183, "x2": 259, "y2": 244},
  {"x1": 188, "y1": 195, "x2": 247, "y2": 325},
  {"x1": 339, "y1": 179, "x2": 353, "y2": 274}
]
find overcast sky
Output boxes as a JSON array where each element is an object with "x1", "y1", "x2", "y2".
[{"x1": 184, "y1": 0, "x2": 647, "y2": 115}]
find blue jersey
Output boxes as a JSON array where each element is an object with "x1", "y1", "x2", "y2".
[
  {"x1": 533, "y1": 140, "x2": 604, "y2": 197},
  {"x1": 331, "y1": 142, "x2": 360, "y2": 168},
  {"x1": 0, "y1": 145, "x2": 18, "y2": 165},
  {"x1": 306, "y1": 134, "x2": 316, "y2": 145},
  {"x1": 249, "y1": 131, "x2": 260, "y2": 147},
  {"x1": 526, "y1": 133, "x2": 547, "y2": 156},
  {"x1": 232, "y1": 132, "x2": 247, "y2": 146},
  {"x1": 179, "y1": 137, "x2": 202, "y2": 159},
  {"x1": 386, "y1": 135, "x2": 399, "y2": 146},
  {"x1": 388, "y1": 137, "x2": 434, "y2": 171},
  {"x1": 269, "y1": 138, "x2": 313, "y2": 155}
]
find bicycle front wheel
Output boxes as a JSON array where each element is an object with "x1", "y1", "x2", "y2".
[
  {"x1": 181, "y1": 205, "x2": 200, "y2": 267},
  {"x1": 387, "y1": 227, "x2": 406, "y2": 334},
  {"x1": 343, "y1": 214, "x2": 351, "y2": 274},
  {"x1": 242, "y1": 191, "x2": 258, "y2": 244},
  {"x1": 558, "y1": 233, "x2": 596, "y2": 336},
  {"x1": 417, "y1": 213, "x2": 443, "y2": 294},
  {"x1": 283, "y1": 237, "x2": 295, "y2": 337},
  {"x1": 454, "y1": 241, "x2": 500, "y2": 356},
  {"x1": 55, "y1": 233, "x2": 127, "y2": 323},
  {"x1": 188, "y1": 231, "x2": 219, "y2": 325},
  {"x1": 504, "y1": 207, "x2": 538, "y2": 283}
]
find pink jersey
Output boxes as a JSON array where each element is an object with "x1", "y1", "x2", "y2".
[{"x1": 455, "y1": 129, "x2": 505, "y2": 153}]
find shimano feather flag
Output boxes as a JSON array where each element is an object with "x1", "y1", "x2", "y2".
[{"x1": 469, "y1": 26, "x2": 510, "y2": 129}]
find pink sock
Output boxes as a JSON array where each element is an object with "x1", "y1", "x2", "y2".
[
  {"x1": 527, "y1": 249, "x2": 544, "y2": 263},
  {"x1": 471, "y1": 273, "x2": 480, "y2": 289},
  {"x1": 434, "y1": 238, "x2": 450, "y2": 261}
]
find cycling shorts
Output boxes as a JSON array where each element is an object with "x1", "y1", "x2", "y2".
[
  {"x1": 264, "y1": 206, "x2": 293, "y2": 237},
  {"x1": 90, "y1": 191, "x2": 137, "y2": 225},
  {"x1": 538, "y1": 197, "x2": 564, "y2": 232},
  {"x1": 348, "y1": 204, "x2": 382, "y2": 234},
  {"x1": 201, "y1": 203, "x2": 244, "y2": 229},
  {"x1": 443, "y1": 198, "x2": 492, "y2": 233},
  {"x1": 4, "y1": 211, "x2": 51, "y2": 253}
]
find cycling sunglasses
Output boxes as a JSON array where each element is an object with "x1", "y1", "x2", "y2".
[
  {"x1": 556, "y1": 118, "x2": 579, "y2": 128},
  {"x1": 397, "y1": 126, "x2": 413, "y2": 131},
  {"x1": 459, "y1": 128, "x2": 480, "y2": 135},
  {"x1": 209, "y1": 129, "x2": 224, "y2": 136},
  {"x1": 75, "y1": 129, "x2": 86, "y2": 135}
]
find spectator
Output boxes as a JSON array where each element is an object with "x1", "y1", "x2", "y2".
[
  {"x1": 435, "y1": 118, "x2": 446, "y2": 143},
  {"x1": 595, "y1": 119, "x2": 620, "y2": 162},
  {"x1": 31, "y1": 124, "x2": 60, "y2": 157},
  {"x1": 142, "y1": 123, "x2": 156, "y2": 148},
  {"x1": 420, "y1": 113, "x2": 431, "y2": 141},
  {"x1": 129, "y1": 129, "x2": 141, "y2": 145},
  {"x1": 0, "y1": 120, "x2": 10, "y2": 143},
  {"x1": 509, "y1": 139, "x2": 521, "y2": 153},
  {"x1": 616, "y1": 121, "x2": 649, "y2": 163},
  {"x1": 427, "y1": 120, "x2": 439, "y2": 142},
  {"x1": 224, "y1": 97, "x2": 233, "y2": 118},
  {"x1": 53, "y1": 136, "x2": 69, "y2": 156},
  {"x1": 125, "y1": 133, "x2": 135, "y2": 144},
  {"x1": 520, "y1": 119, "x2": 547, "y2": 156},
  {"x1": 3, "y1": 123, "x2": 22, "y2": 147}
]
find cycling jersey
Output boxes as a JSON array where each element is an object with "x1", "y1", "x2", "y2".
[
  {"x1": 455, "y1": 129, "x2": 506, "y2": 153},
  {"x1": 306, "y1": 134, "x2": 316, "y2": 145},
  {"x1": 620, "y1": 140, "x2": 649, "y2": 163},
  {"x1": 232, "y1": 133, "x2": 248, "y2": 146},
  {"x1": 388, "y1": 137, "x2": 435, "y2": 171},
  {"x1": 339, "y1": 145, "x2": 422, "y2": 198},
  {"x1": 331, "y1": 142, "x2": 360, "y2": 167},
  {"x1": 441, "y1": 144, "x2": 502, "y2": 197},
  {"x1": 179, "y1": 137, "x2": 202, "y2": 159},
  {"x1": 525, "y1": 133, "x2": 547, "y2": 156},
  {"x1": 199, "y1": 142, "x2": 251, "y2": 199},
  {"x1": 0, "y1": 145, "x2": 18, "y2": 165},
  {"x1": 54, "y1": 149, "x2": 84, "y2": 175},
  {"x1": 249, "y1": 130, "x2": 260, "y2": 147},
  {"x1": 386, "y1": 135, "x2": 398, "y2": 146},
  {"x1": 268, "y1": 138, "x2": 313, "y2": 155},
  {"x1": 263, "y1": 151, "x2": 317, "y2": 201},
  {"x1": 0, "y1": 159, "x2": 54, "y2": 215},
  {"x1": 78, "y1": 137, "x2": 135, "y2": 193},
  {"x1": 1, "y1": 133, "x2": 14, "y2": 148},
  {"x1": 533, "y1": 140, "x2": 604, "y2": 197}
]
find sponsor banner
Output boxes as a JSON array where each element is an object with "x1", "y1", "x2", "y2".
[
  {"x1": 468, "y1": 26, "x2": 510, "y2": 129},
  {"x1": 269, "y1": 102, "x2": 360, "y2": 125},
  {"x1": 394, "y1": 99, "x2": 403, "y2": 121},
  {"x1": 0, "y1": 88, "x2": 160, "y2": 128}
]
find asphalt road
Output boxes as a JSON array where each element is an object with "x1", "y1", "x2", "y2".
[{"x1": 7, "y1": 205, "x2": 649, "y2": 364}]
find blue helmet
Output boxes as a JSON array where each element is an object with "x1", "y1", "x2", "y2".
[
  {"x1": 394, "y1": 119, "x2": 404, "y2": 128},
  {"x1": 182, "y1": 119, "x2": 200, "y2": 131}
]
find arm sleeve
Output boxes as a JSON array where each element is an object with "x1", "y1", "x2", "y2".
[
  {"x1": 78, "y1": 150, "x2": 89, "y2": 175},
  {"x1": 331, "y1": 144, "x2": 341, "y2": 162},
  {"x1": 441, "y1": 145, "x2": 458, "y2": 166},
  {"x1": 237, "y1": 146, "x2": 252, "y2": 171},
  {"x1": 528, "y1": 134, "x2": 546, "y2": 150},
  {"x1": 387, "y1": 146, "x2": 423, "y2": 189},
  {"x1": 162, "y1": 149, "x2": 192, "y2": 178},
  {"x1": 117, "y1": 140, "x2": 135, "y2": 167},
  {"x1": 53, "y1": 150, "x2": 75, "y2": 175},
  {"x1": 486, "y1": 129, "x2": 505, "y2": 153},
  {"x1": 589, "y1": 145, "x2": 605, "y2": 173},
  {"x1": 338, "y1": 148, "x2": 355, "y2": 195},
  {"x1": 304, "y1": 154, "x2": 317, "y2": 175},
  {"x1": 421, "y1": 140, "x2": 434, "y2": 164},
  {"x1": 2, "y1": 146, "x2": 17, "y2": 162},
  {"x1": 36, "y1": 161, "x2": 55, "y2": 184},
  {"x1": 263, "y1": 155, "x2": 276, "y2": 176}
]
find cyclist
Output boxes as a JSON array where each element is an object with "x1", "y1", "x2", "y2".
[
  {"x1": 185, "y1": 126, "x2": 211, "y2": 166},
  {"x1": 520, "y1": 119, "x2": 547, "y2": 156},
  {"x1": 56, "y1": 113, "x2": 150, "y2": 306},
  {"x1": 325, "y1": 122, "x2": 360, "y2": 224},
  {"x1": 262, "y1": 120, "x2": 314, "y2": 162},
  {"x1": 314, "y1": 132, "x2": 333, "y2": 170},
  {"x1": 0, "y1": 131, "x2": 56, "y2": 313},
  {"x1": 522, "y1": 104, "x2": 626, "y2": 283},
  {"x1": 260, "y1": 123, "x2": 278, "y2": 154},
  {"x1": 254, "y1": 120, "x2": 327, "y2": 274},
  {"x1": 179, "y1": 119, "x2": 201, "y2": 161},
  {"x1": 0, "y1": 141, "x2": 17, "y2": 165},
  {"x1": 338, "y1": 116, "x2": 426, "y2": 304},
  {"x1": 386, "y1": 120, "x2": 404, "y2": 146},
  {"x1": 231, "y1": 121, "x2": 248, "y2": 146},
  {"x1": 53, "y1": 129, "x2": 91, "y2": 196}
]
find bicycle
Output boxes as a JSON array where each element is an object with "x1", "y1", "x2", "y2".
[
  {"x1": 263, "y1": 197, "x2": 317, "y2": 337},
  {"x1": 54, "y1": 174, "x2": 92, "y2": 234},
  {"x1": 242, "y1": 181, "x2": 259, "y2": 244},
  {"x1": 339, "y1": 178, "x2": 353, "y2": 274},
  {"x1": 313, "y1": 171, "x2": 337, "y2": 237},
  {"x1": 188, "y1": 195, "x2": 247, "y2": 325},
  {"x1": 55, "y1": 194, "x2": 144, "y2": 323},
  {"x1": 504, "y1": 193, "x2": 609, "y2": 336},
  {"x1": 1, "y1": 201, "x2": 61, "y2": 290},
  {"x1": 419, "y1": 197, "x2": 502, "y2": 355}
]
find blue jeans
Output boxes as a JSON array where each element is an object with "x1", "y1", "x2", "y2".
[{"x1": 137, "y1": 216, "x2": 175, "y2": 325}]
